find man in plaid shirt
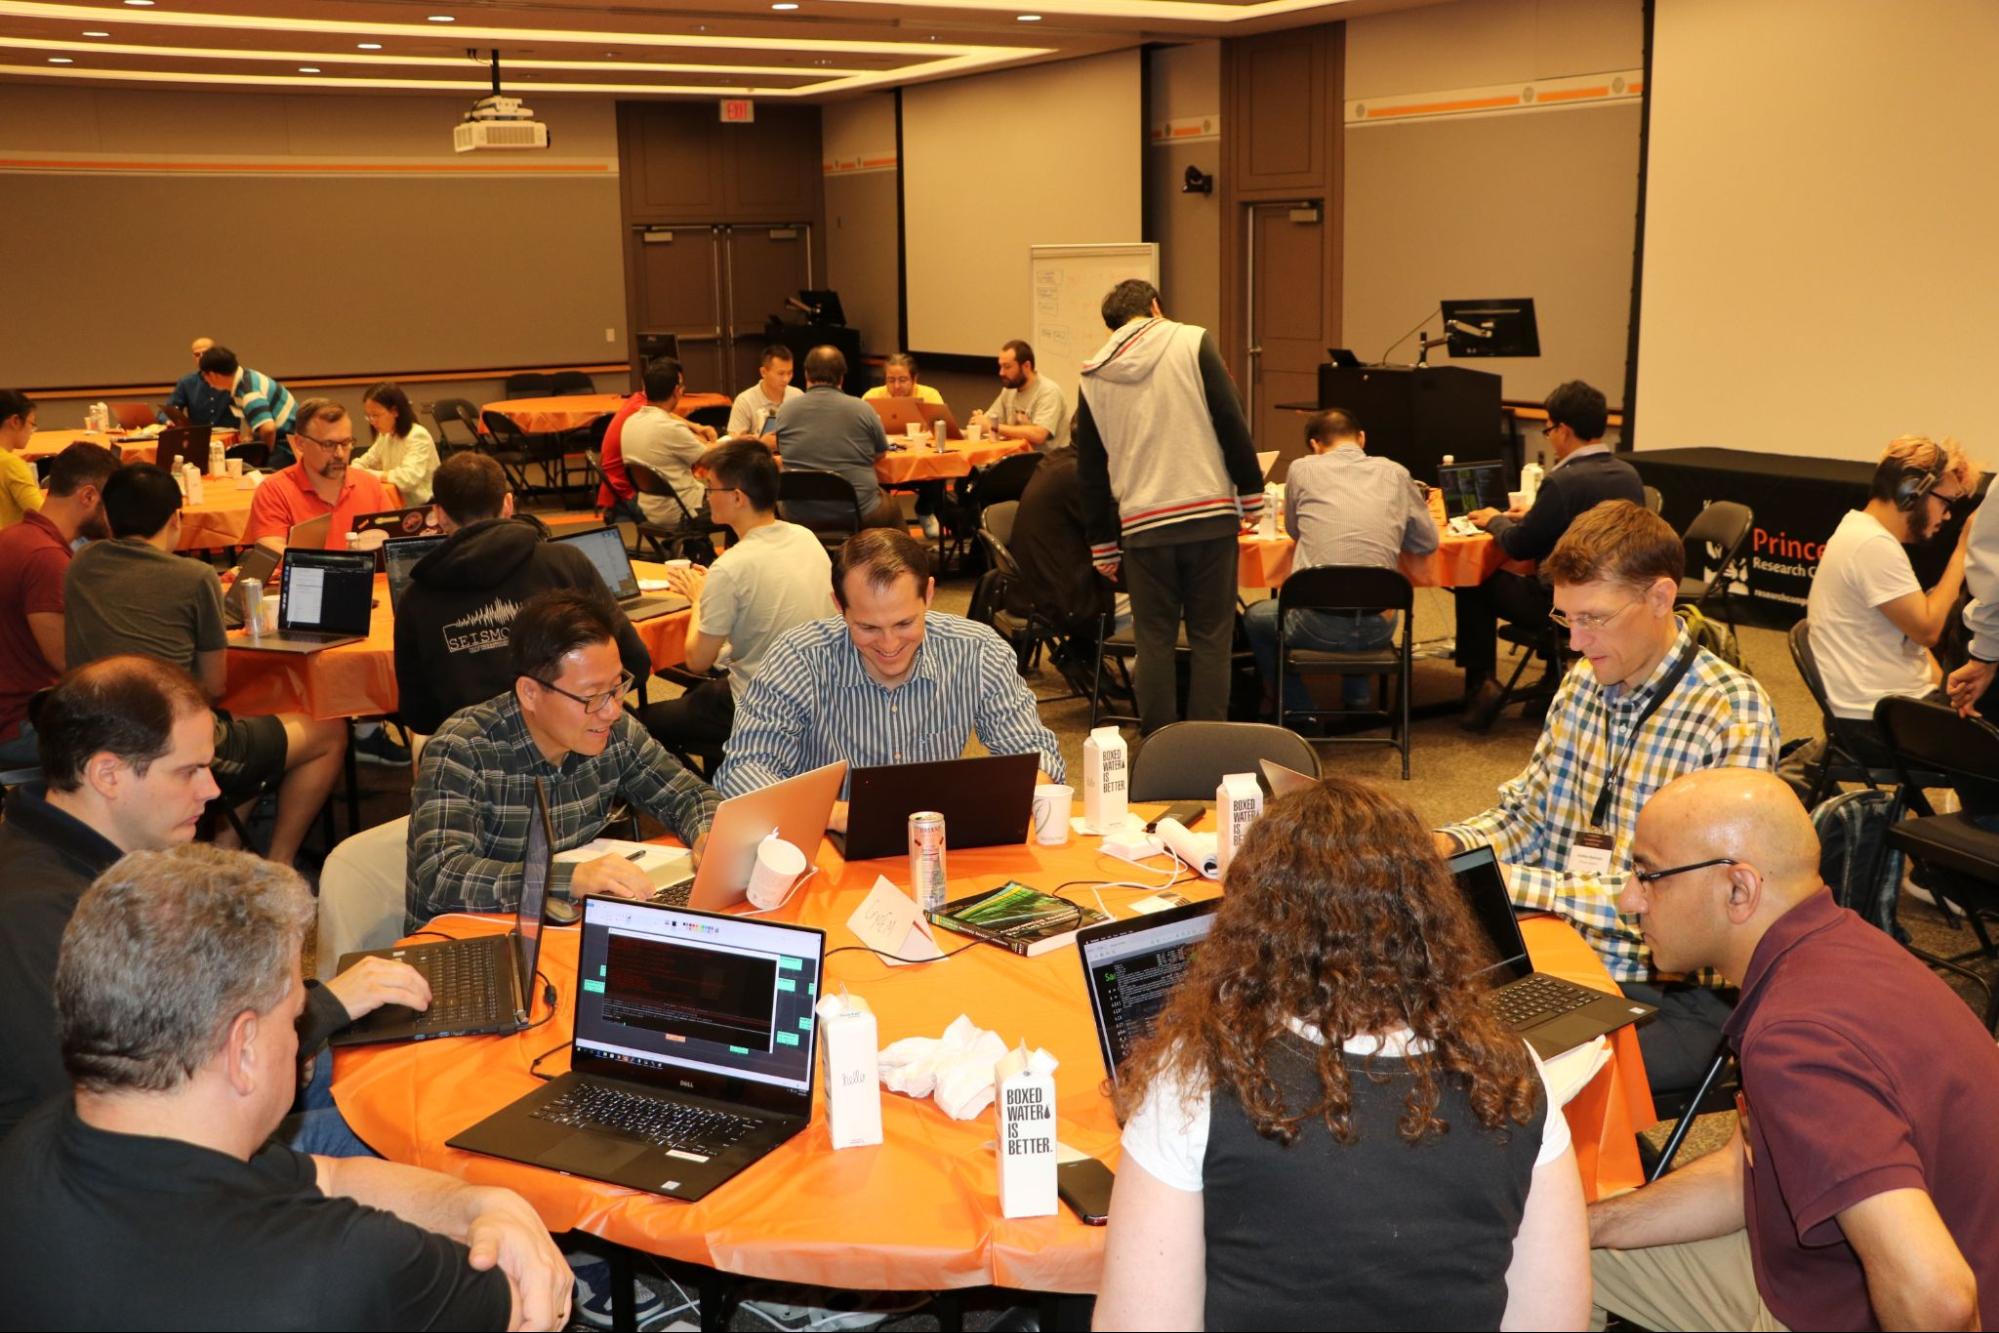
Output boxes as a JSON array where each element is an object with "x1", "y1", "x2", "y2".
[
  {"x1": 1437, "y1": 501, "x2": 1779, "y2": 1095},
  {"x1": 408, "y1": 590, "x2": 717, "y2": 930}
]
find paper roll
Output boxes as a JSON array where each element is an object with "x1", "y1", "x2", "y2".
[{"x1": 1152, "y1": 817, "x2": 1221, "y2": 880}]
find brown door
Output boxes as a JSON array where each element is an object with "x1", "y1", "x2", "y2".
[
  {"x1": 630, "y1": 224, "x2": 728, "y2": 393},
  {"x1": 723, "y1": 223, "x2": 814, "y2": 392},
  {"x1": 1245, "y1": 200, "x2": 1326, "y2": 480}
]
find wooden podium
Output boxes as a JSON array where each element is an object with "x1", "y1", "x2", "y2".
[{"x1": 1316, "y1": 364, "x2": 1505, "y2": 480}]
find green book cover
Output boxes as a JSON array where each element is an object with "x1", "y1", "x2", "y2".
[{"x1": 927, "y1": 882, "x2": 1108, "y2": 956}]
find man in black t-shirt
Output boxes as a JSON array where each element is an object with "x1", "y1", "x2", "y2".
[{"x1": 0, "y1": 843, "x2": 570, "y2": 1331}]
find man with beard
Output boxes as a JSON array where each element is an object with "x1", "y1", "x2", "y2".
[
  {"x1": 972, "y1": 339, "x2": 1066, "y2": 453},
  {"x1": 0, "y1": 442, "x2": 119, "y2": 769},
  {"x1": 1782, "y1": 434, "x2": 1977, "y2": 797},
  {"x1": 242, "y1": 397, "x2": 393, "y2": 551}
]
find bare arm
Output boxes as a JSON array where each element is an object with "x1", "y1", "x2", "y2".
[
  {"x1": 26, "y1": 611, "x2": 64, "y2": 672},
  {"x1": 314, "y1": 1156, "x2": 570, "y2": 1332},
  {"x1": 1588, "y1": 1127, "x2": 1746, "y2": 1250},
  {"x1": 1502, "y1": 1147, "x2": 1591, "y2": 1331},
  {"x1": 683, "y1": 629, "x2": 727, "y2": 676},
  {"x1": 1092, "y1": 1156, "x2": 1206, "y2": 1331},
  {"x1": 1879, "y1": 526, "x2": 1970, "y2": 648},
  {"x1": 1841, "y1": 1188, "x2": 1980, "y2": 1331}
]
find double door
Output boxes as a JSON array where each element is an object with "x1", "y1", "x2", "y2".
[{"x1": 630, "y1": 222, "x2": 814, "y2": 395}]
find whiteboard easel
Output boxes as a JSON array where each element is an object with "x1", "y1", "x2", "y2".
[{"x1": 1028, "y1": 243, "x2": 1160, "y2": 432}]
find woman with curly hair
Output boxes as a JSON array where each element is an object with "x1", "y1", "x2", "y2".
[{"x1": 1093, "y1": 778, "x2": 1590, "y2": 1330}]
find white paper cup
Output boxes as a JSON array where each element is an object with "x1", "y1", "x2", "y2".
[
  {"x1": 906, "y1": 422, "x2": 926, "y2": 441},
  {"x1": 664, "y1": 557, "x2": 693, "y2": 572},
  {"x1": 1031, "y1": 784, "x2": 1075, "y2": 846},
  {"x1": 257, "y1": 599, "x2": 280, "y2": 635},
  {"x1": 1507, "y1": 490, "x2": 1527, "y2": 510},
  {"x1": 745, "y1": 834, "x2": 808, "y2": 909},
  {"x1": 965, "y1": 420, "x2": 985, "y2": 441},
  {"x1": 224, "y1": 458, "x2": 244, "y2": 478}
]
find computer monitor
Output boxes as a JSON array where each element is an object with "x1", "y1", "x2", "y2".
[{"x1": 1440, "y1": 298, "x2": 1541, "y2": 358}]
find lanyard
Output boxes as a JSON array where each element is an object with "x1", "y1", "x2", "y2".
[{"x1": 1589, "y1": 639, "x2": 1699, "y2": 829}]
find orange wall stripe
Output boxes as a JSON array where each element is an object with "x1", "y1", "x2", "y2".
[
  {"x1": 1366, "y1": 94, "x2": 1520, "y2": 119},
  {"x1": 0, "y1": 156, "x2": 612, "y2": 174}
]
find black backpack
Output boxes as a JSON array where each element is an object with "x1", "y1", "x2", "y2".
[{"x1": 1812, "y1": 788, "x2": 1909, "y2": 942}]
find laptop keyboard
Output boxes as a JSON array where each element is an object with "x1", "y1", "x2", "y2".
[
  {"x1": 1488, "y1": 973, "x2": 1597, "y2": 1030},
  {"x1": 651, "y1": 879, "x2": 693, "y2": 907},
  {"x1": 532, "y1": 1083, "x2": 760, "y2": 1157},
  {"x1": 407, "y1": 940, "x2": 506, "y2": 1030}
]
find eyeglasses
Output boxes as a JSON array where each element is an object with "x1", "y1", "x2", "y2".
[
  {"x1": 300, "y1": 435, "x2": 355, "y2": 452},
  {"x1": 703, "y1": 485, "x2": 740, "y2": 496},
  {"x1": 1540, "y1": 422, "x2": 1557, "y2": 437},
  {"x1": 533, "y1": 671, "x2": 634, "y2": 714},
  {"x1": 1548, "y1": 597, "x2": 1644, "y2": 633},
  {"x1": 1632, "y1": 856, "x2": 1739, "y2": 885}
]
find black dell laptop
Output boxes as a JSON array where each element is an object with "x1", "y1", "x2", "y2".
[
  {"x1": 827, "y1": 752, "x2": 1040, "y2": 860},
  {"x1": 1450, "y1": 843, "x2": 1656, "y2": 1057},
  {"x1": 331, "y1": 780, "x2": 553, "y2": 1045},
  {"x1": 448, "y1": 898, "x2": 825, "y2": 1202},
  {"x1": 1076, "y1": 900, "x2": 1219, "y2": 1088}
]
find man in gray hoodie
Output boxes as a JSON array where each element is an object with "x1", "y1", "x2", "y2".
[{"x1": 1074, "y1": 280, "x2": 1266, "y2": 734}]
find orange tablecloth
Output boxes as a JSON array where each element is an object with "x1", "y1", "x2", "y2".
[
  {"x1": 221, "y1": 564, "x2": 689, "y2": 720},
  {"x1": 22, "y1": 429, "x2": 158, "y2": 463},
  {"x1": 876, "y1": 439, "x2": 1031, "y2": 484},
  {"x1": 333, "y1": 833, "x2": 1654, "y2": 1294},
  {"x1": 483, "y1": 393, "x2": 732, "y2": 435},
  {"x1": 1239, "y1": 486, "x2": 1533, "y2": 590}
]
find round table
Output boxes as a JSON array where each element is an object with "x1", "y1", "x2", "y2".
[
  {"x1": 333, "y1": 828, "x2": 1655, "y2": 1295},
  {"x1": 876, "y1": 439, "x2": 1031, "y2": 484},
  {"x1": 1239, "y1": 487, "x2": 1535, "y2": 590},
  {"x1": 222, "y1": 563, "x2": 689, "y2": 721},
  {"x1": 22, "y1": 429, "x2": 157, "y2": 464},
  {"x1": 482, "y1": 393, "x2": 732, "y2": 435}
]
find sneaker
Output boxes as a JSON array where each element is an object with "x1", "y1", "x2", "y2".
[
  {"x1": 919, "y1": 513, "x2": 941, "y2": 540},
  {"x1": 352, "y1": 726, "x2": 411, "y2": 767},
  {"x1": 570, "y1": 1256, "x2": 696, "y2": 1330},
  {"x1": 738, "y1": 1284, "x2": 927, "y2": 1331}
]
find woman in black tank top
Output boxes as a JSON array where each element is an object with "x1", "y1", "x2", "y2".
[{"x1": 1094, "y1": 778, "x2": 1590, "y2": 1331}]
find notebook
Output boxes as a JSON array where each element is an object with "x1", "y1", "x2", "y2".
[{"x1": 447, "y1": 899, "x2": 825, "y2": 1202}]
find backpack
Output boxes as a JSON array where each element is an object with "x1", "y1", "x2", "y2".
[
  {"x1": 1811, "y1": 788, "x2": 1909, "y2": 942},
  {"x1": 1676, "y1": 604, "x2": 1741, "y2": 670}
]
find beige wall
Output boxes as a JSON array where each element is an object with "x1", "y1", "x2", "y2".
[
  {"x1": 1147, "y1": 41, "x2": 1223, "y2": 335},
  {"x1": 821, "y1": 93, "x2": 902, "y2": 362},
  {"x1": 0, "y1": 83, "x2": 625, "y2": 393},
  {"x1": 1340, "y1": 0, "x2": 1643, "y2": 406}
]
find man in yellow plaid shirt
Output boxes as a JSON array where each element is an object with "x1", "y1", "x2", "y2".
[{"x1": 1438, "y1": 501, "x2": 1779, "y2": 1098}]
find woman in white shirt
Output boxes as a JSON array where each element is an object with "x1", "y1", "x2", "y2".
[
  {"x1": 1095, "y1": 777, "x2": 1591, "y2": 1331},
  {"x1": 355, "y1": 381, "x2": 440, "y2": 506}
]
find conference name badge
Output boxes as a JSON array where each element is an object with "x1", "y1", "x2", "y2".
[{"x1": 1566, "y1": 831, "x2": 1617, "y2": 878}]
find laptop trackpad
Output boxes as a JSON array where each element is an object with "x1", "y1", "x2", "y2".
[{"x1": 542, "y1": 1132, "x2": 650, "y2": 1177}]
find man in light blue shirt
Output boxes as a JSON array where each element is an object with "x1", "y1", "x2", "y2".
[
  {"x1": 716, "y1": 529, "x2": 1063, "y2": 829},
  {"x1": 1244, "y1": 408, "x2": 1437, "y2": 712}
]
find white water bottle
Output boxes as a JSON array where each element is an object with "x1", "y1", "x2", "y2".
[
  {"x1": 1520, "y1": 462, "x2": 1545, "y2": 505},
  {"x1": 207, "y1": 441, "x2": 225, "y2": 477},
  {"x1": 182, "y1": 463, "x2": 204, "y2": 504}
]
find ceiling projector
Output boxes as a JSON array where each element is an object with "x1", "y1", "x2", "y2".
[{"x1": 454, "y1": 51, "x2": 549, "y2": 152}]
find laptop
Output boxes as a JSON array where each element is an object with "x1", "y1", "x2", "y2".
[
  {"x1": 332, "y1": 779, "x2": 554, "y2": 1045},
  {"x1": 649, "y1": 760, "x2": 847, "y2": 909},
  {"x1": 1077, "y1": 900, "x2": 1218, "y2": 1087},
  {"x1": 351, "y1": 505, "x2": 440, "y2": 542},
  {"x1": 283, "y1": 513, "x2": 333, "y2": 552},
  {"x1": 1259, "y1": 758, "x2": 1317, "y2": 798},
  {"x1": 234, "y1": 547, "x2": 374, "y2": 653},
  {"x1": 917, "y1": 401, "x2": 964, "y2": 441},
  {"x1": 154, "y1": 424, "x2": 213, "y2": 476},
  {"x1": 221, "y1": 545, "x2": 279, "y2": 631},
  {"x1": 1437, "y1": 459, "x2": 1510, "y2": 519},
  {"x1": 554, "y1": 526, "x2": 690, "y2": 622},
  {"x1": 448, "y1": 898, "x2": 825, "y2": 1202},
  {"x1": 384, "y1": 533, "x2": 447, "y2": 610},
  {"x1": 827, "y1": 752, "x2": 1041, "y2": 861},
  {"x1": 1449, "y1": 843, "x2": 1657, "y2": 1058}
]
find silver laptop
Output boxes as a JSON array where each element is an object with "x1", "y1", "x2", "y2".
[
  {"x1": 554, "y1": 526, "x2": 690, "y2": 621},
  {"x1": 648, "y1": 760, "x2": 847, "y2": 910},
  {"x1": 235, "y1": 547, "x2": 373, "y2": 653}
]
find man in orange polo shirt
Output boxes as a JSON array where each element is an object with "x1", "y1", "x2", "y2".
[{"x1": 243, "y1": 398, "x2": 392, "y2": 552}]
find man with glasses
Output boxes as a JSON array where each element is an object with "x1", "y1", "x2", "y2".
[
  {"x1": 243, "y1": 398, "x2": 392, "y2": 552},
  {"x1": 1588, "y1": 767, "x2": 1999, "y2": 1332},
  {"x1": 407, "y1": 590, "x2": 717, "y2": 929},
  {"x1": 1457, "y1": 379, "x2": 1645, "y2": 729},
  {"x1": 1783, "y1": 435, "x2": 1977, "y2": 795},
  {"x1": 1434, "y1": 501, "x2": 1778, "y2": 1097},
  {"x1": 639, "y1": 440, "x2": 832, "y2": 756}
]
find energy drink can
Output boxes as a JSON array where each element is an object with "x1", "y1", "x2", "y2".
[
  {"x1": 908, "y1": 811, "x2": 948, "y2": 913},
  {"x1": 241, "y1": 579, "x2": 263, "y2": 636}
]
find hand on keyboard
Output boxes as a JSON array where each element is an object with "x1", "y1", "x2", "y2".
[{"x1": 325, "y1": 955, "x2": 433, "y2": 1021}]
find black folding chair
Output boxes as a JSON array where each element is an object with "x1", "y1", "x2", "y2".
[
  {"x1": 778, "y1": 469, "x2": 865, "y2": 553},
  {"x1": 1129, "y1": 721, "x2": 1321, "y2": 802},
  {"x1": 1275, "y1": 566, "x2": 1415, "y2": 779},
  {"x1": 625, "y1": 461, "x2": 720, "y2": 564},
  {"x1": 429, "y1": 399, "x2": 483, "y2": 459},
  {"x1": 503, "y1": 371, "x2": 557, "y2": 397},
  {"x1": 549, "y1": 370, "x2": 597, "y2": 396},
  {"x1": 1677, "y1": 501, "x2": 1754, "y2": 633}
]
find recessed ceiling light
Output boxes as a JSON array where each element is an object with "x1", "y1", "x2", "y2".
[
  {"x1": 772, "y1": 2, "x2": 799, "y2": 9},
  {"x1": 1017, "y1": 13, "x2": 1043, "y2": 20},
  {"x1": 49, "y1": 56, "x2": 74, "y2": 63},
  {"x1": 426, "y1": 14, "x2": 455, "y2": 22},
  {"x1": 122, "y1": 0, "x2": 153, "y2": 6},
  {"x1": 83, "y1": 30, "x2": 111, "y2": 37},
  {"x1": 298, "y1": 66, "x2": 320, "y2": 73},
  {"x1": 357, "y1": 42, "x2": 382, "y2": 50}
]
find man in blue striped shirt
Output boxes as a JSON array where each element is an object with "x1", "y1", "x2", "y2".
[
  {"x1": 199, "y1": 344, "x2": 298, "y2": 471},
  {"x1": 716, "y1": 529, "x2": 1063, "y2": 830}
]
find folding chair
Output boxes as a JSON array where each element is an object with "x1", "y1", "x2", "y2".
[
  {"x1": 1677, "y1": 501, "x2": 1754, "y2": 633},
  {"x1": 1129, "y1": 721, "x2": 1321, "y2": 802},
  {"x1": 625, "y1": 461, "x2": 720, "y2": 563},
  {"x1": 778, "y1": 469, "x2": 866, "y2": 554},
  {"x1": 1274, "y1": 566, "x2": 1415, "y2": 779}
]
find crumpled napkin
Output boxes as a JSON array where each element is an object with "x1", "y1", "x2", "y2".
[{"x1": 877, "y1": 1013, "x2": 1012, "y2": 1120}]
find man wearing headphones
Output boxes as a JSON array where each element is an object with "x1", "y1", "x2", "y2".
[{"x1": 1782, "y1": 434, "x2": 1977, "y2": 798}]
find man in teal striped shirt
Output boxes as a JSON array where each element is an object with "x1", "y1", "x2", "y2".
[{"x1": 199, "y1": 344, "x2": 298, "y2": 470}]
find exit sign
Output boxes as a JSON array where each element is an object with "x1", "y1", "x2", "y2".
[{"x1": 719, "y1": 99, "x2": 755, "y2": 123}]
